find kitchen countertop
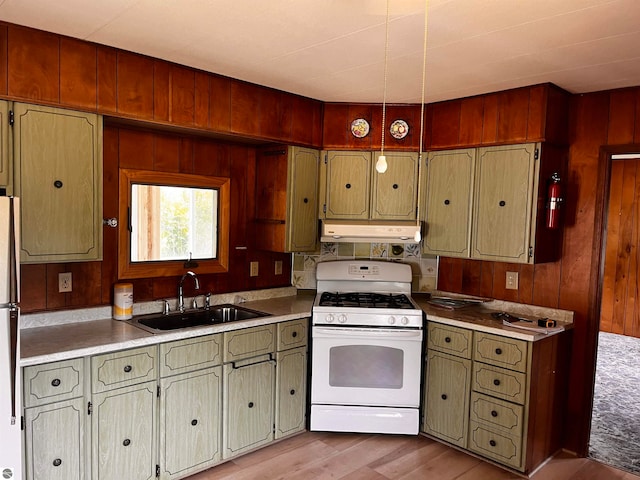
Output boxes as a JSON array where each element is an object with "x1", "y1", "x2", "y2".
[{"x1": 21, "y1": 289, "x2": 573, "y2": 367}]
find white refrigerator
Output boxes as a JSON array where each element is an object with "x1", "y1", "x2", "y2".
[{"x1": 0, "y1": 196, "x2": 22, "y2": 480}]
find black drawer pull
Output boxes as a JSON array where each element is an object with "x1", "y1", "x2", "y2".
[
  {"x1": 392, "y1": 184, "x2": 398, "y2": 189},
  {"x1": 499, "y1": 200, "x2": 506, "y2": 207},
  {"x1": 54, "y1": 180, "x2": 63, "y2": 189},
  {"x1": 123, "y1": 365, "x2": 132, "y2": 373},
  {"x1": 441, "y1": 394, "x2": 447, "y2": 400},
  {"x1": 303, "y1": 198, "x2": 308, "y2": 203},
  {"x1": 345, "y1": 183, "x2": 351, "y2": 189},
  {"x1": 123, "y1": 439, "x2": 131, "y2": 447},
  {"x1": 444, "y1": 199, "x2": 450, "y2": 205},
  {"x1": 495, "y1": 348, "x2": 502, "y2": 355},
  {"x1": 191, "y1": 419, "x2": 198, "y2": 426},
  {"x1": 51, "y1": 378, "x2": 61, "y2": 387},
  {"x1": 489, "y1": 439, "x2": 497, "y2": 447},
  {"x1": 444, "y1": 337, "x2": 451, "y2": 343},
  {"x1": 292, "y1": 331, "x2": 298, "y2": 338},
  {"x1": 493, "y1": 379, "x2": 501, "y2": 386},
  {"x1": 248, "y1": 402, "x2": 254, "y2": 408},
  {"x1": 290, "y1": 389, "x2": 296, "y2": 395},
  {"x1": 53, "y1": 458, "x2": 62, "y2": 467},
  {"x1": 491, "y1": 410, "x2": 498, "y2": 417}
]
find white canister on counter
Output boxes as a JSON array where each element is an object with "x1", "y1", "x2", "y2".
[{"x1": 113, "y1": 283, "x2": 133, "y2": 320}]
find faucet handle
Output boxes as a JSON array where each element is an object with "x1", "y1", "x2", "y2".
[
  {"x1": 162, "y1": 299, "x2": 170, "y2": 315},
  {"x1": 204, "y1": 292, "x2": 211, "y2": 310},
  {"x1": 191, "y1": 296, "x2": 199, "y2": 310}
]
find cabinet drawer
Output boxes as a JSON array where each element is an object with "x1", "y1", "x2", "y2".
[
  {"x1": 427, "y1": 322, "x2": 472, "y2": 359},
  {"x1": 23, "y1": 358, "x2": 84, "y2": 407},
  {"x1": 159, "y1": 334, "x2": 222, "y2": 377},
  {"x1": 223, "y1": 325, "x2": 276, "y2": 363},
  {"x1": 472, "y1": 363, "x2": 527, "y2": 404},
  {"x1": 91, "y1": 345, "x2": 157, "y2": 393},
  {"x1": 474, "y1": 332, "x2": 528, "y2": 372},
  {"x1": 469, "y1": 392, "x2": 524, "y2": 437},
  {"x1": 468, "y1": 421, "x2": 523, "y2": 470},
  {"x1": 277, "y1": 319, "x2": 308, "y2": 351}
]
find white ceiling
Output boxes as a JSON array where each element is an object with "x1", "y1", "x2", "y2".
[{"x1": 1, "y1": 0, "x2": 639, "y2": 104}]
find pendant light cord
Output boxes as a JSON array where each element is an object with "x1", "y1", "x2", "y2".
[
  {"x1": 415, "y1": 0, "x2": 429, "y2": 235},
  {"x1": 381, "y1": 0, "x2": 390, "y2": 157}
]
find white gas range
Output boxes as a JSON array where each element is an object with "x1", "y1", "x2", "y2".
[{"x1": 310, "y1": 260, "x2": 424, "y2": 435}]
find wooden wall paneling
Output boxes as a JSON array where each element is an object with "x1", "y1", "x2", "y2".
[
  {"x1": 544, "y1": 84, "x2": 570, "y2": 145},
  {"x1": 607, "y1": 88, "x2": 637, "y2": 144},
  {"x1": 59, "y1": 37, "x2": 97, "y2": 110},
  {"x1": 291, "y1": 96, "x2": 322, "y2": 146},
  {"x1": 209, "y1": 74, "x2": 231, "y2": 132},
  {"x1": 116, "y1": 51, "x2": 154, "y2": 120},
  {"x1": 194, "y1": 71, "x2": 210, "y2": 128},
  {"x1": 460, "y1": 259, "x2": 482, "y2": 297},
  {"x1": 531, "y1": 262, "x2": 561, "y2": 308},
  {"x1": 491, "y1": 262, "x2": 519, "y2": 303},
  {"x1": 97, "y1": 46, "x2": 117, "y2": 114},
  {"x1": 481, "y1": 93, "x2": 499, "y2": 144},
  {"x1": 67, "y1": 262, "x2": 102, "y2": 307},
  {"x1": 517, "y1": 264, "x2": 534, "y2": 305},
  {"x1": 347, "y1": 104, "x2": 373, "y2": 149},
  {"x1": 193, "y1": 140, "x2": 231, "y2": 177},
  {"x1": 19, "y1": 264, "x2": 46, "y2": 312},
  {"x1": 496, "y1": 87, "x2": 529, "y2": 143},
  {"x1": 260, "y1": 88, "x2": 291, "y2": 140},
  {"x1": 526, "y1": 85, "x2": 546, "y2": 142},
  {"x1": 478, "y1": 261, "x2": 495, "y2": 298},
  {"x1": 178, "y1": 137, "x2": 194, "y2": 173},
  {"x1": 45, "y1": 264, "x2": 68, "y2": 309},
  {"x1": 635, "y1": 90, "x2": 640, "y2": 143},
  {"x1": 0, "y1": 25, "x2": 8, "y2": 95},
  {"x1": 153, "y1": 135, "x2": 181, "y2": 172},
  {"x1": 153, "y1": 60, "x2": 170, "y2": 122},
  {"x1": 322, "y1": 103, "x2": 350, "y2": 148},
  {"x1": 459, "y1": 96, "x2": 484, "y2": 146},
  {"x1": 7, "y1": 25, "x2": 59, "y2": 103},
  {"x1": 101, "y1": 126, "x2": 120, "y2": 302},
  {"x1": 230, "y1": 79, "x2": 261, "y2": 136},
  {"x1": 170, "y1": 64, "x2": 195, "y2": 126},
  {"x1": 429, "y1": 100, "x2": 461, "y2": 148},
  {"x1": 623, "y1": 160, "x2": 640, "y2": 337},
  {"x1": 118, "y1": 128, "x2": 154, "y2": 170}
]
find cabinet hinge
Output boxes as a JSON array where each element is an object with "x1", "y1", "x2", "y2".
[
  {"x1": 324, "y1": 153, "x2": 328, "y2": 164},
  {"x1": 156, "y1": 465, "x2": 160, "y2": 478},
  {"x1": 323, "y1": 204, "x2": 326, "y2": 214},
  {"x1": 9, "y1": 110, "x2": 14, "y2": 126},
  {"x1": 534, "y1": 148, "x2": 539, "y2": 160},
  {"x1": 88, "y1": 401, "x2": 93, "y2": 415},
  {"x1": 157, "y1": 385, "x2": 161, "y2": 398},
  {"x1": 529, "y1": 246, "x2": 534, "y2": 258},
  {"x1": 21, "y1": 416, "x2": 25, "y2": 431}
]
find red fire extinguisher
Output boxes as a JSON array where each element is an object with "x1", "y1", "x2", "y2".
[{"x1": 546, "y1": 172, "x2": 563, "y2": 229}]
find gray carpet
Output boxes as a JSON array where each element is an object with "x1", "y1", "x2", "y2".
[{"x1": 589, "y1": 331, "x2": 640, "y2": 475}]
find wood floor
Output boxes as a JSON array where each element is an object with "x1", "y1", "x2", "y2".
[{"x1": 187, "y1": 432, "x2": 640, "y2": 480}]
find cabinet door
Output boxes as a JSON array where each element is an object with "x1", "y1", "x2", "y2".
[
  {"x1": 422, "y1": 149, "x2": 475, "y2": 257},
  {"x1": 159, "y1": 367, "x2": 222, "y2": 479},
  {"x1": 13, "y1": 103, "x2": 103, "y2": 263},
  {"x1": 325, "y1": 151, "x2": 371, "y2": 219},
  {"x1": 222, "y1": 358, "x2": 274, "y2": 459},
  {"x1": 222, "y1": 325, "x2": 275, "y2": 363},
  {"x1": 91, "y1": 381, "x2": 157, "y2": 480},
  {"x1": 24, "y1": 398, "x2": 85, "y2": 480},
  {"x1": 286, "y1": 146, "x2": 320, "y2": 251},
  {"x1": 0, "y1": 100, "x2": 11, "y2": 193},
  {"x1": 371, "y1": 152, "x2": 418, "y2": 220},
  {"x1": 471, "y1": 143, "x2": 538, "y2": 262},
  {"x1": 422, "y1": 350, "x2": 471, "y2": 448},
  {"x1": 275, "y1": 347, "x2": 307, "y2": 439}
]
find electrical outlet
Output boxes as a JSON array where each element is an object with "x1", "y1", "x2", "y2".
[
  {"x1": 250, "y1": 261, "x2": 259, "y2": 277},
  {"x1": 506, "y1": 271, "x2": 519, "y2": 290},
  {"x1": 275, "y1": 260, "x2": 283, "y2": 275},
  {"x1": 58, "y1": 272, "x2": 72, "y2": 293}
]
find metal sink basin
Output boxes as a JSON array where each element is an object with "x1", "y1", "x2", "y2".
[{"x1": 127, "y1": 304, "x2": 269, "y2": 334}]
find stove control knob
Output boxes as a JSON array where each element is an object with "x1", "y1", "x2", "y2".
[
  {"x1": 401, "y1": 317, "x2": 410, "y2": 325},
  {"x1": 338, "y1": 314, "x2": 347, "y2": 324},
  {"x1": 388, "y1": 316, "x2": 396, "y2": 325},
  {"x1": 326, "y1": 314, "x2": 335, "y2": 323}
]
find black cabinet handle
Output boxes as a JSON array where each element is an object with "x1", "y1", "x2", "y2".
[
  {"x1": 290, "y1": 389, "x2": 296, "y2": 395},
  {"x1": 441, "y1": 394, "x2": 447, "y2": 400},
  {"x1": 123, "y1": 365, "x2": 132, "y2": 373},
  {"x1": 51, "y1": 378, "x2": 61, "y2": 387},
  {"x1": 123, "y1": 439, "x2": 131, "y2": 447},
  {"x1": 303, "y1": 198, "x2": 309, "y2": 203},
  {"x1": 53, "y1": 458, "x2": 62, "y2": 467},
  {"x1": 292, "y1": 331, "x2": 298, "y2": 338},
  {"x1": 493, "y1": 379, "x2": 501, "y2": 386},
  {"x1": 248, "y1": 402, "x2": 254, "y2": 408},
  {"x1": 499, "y1": 200, "x2": 506, "y2": 207},
  {"x1": 491, "y1": 410, "x2": 498, "y2": 417},
  {"x1": 444, "y1": 337, "x2": 451, "y2": 343},
  {"x1": 495, "y1": 348, "x2": 502, "y2": 355},
  {"x1": 392, "y1": 184, "x2": 398, "y2": 189},
  {"x1": 191, "y1": 419, "x2": 198, "y2": 426},
  {"x1": 489, "y1": 440, "x2": 497, "y2": 447},
  {"x1": 444, "y1": 199, "x2": 450, "y2": 205},
  {"x1": 345, "y1": 183, "x2": 351, "y2": 189},
  {"x1": 53, "y1": 180, "x2": 63, "y2": 188}
]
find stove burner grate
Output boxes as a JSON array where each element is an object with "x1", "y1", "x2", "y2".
[{"x1": 319, "y1": 291, "x2": 415, "y2": 309}]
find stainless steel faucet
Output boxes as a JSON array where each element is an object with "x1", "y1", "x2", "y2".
[{"x1": 178, "y1": 271, "x2": 200, "y2": 313}]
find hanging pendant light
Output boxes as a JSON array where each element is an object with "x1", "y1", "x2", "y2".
[
  {"x1": 376, "y1": 0, "x2": 391, "y2": 174},
  {"x1": 414, "y1": 0, "x2": 429, "y2": 243}
]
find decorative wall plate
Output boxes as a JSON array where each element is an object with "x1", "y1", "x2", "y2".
[
  {"x1": 350, "y1": 118, "x2": 370, "y2": 138},
  {"x1": 390, "y1": 119, "x2": 409, "y2": 139}
]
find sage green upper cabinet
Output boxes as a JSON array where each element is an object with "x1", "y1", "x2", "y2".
[
  {"x1": 12, "y1": 103, "x2": 103, "y2": 263},
  {"x1": 324, "y1": 151, "x2": 419, "y2": 221},
  {"x1": 324, "y1": 151, "x2": 372, "y2": 220},
  {"x1": 371, "y1": 152, "x2": 419, "y2": 220},
  {"x1": 0, "y1": 101, "x2": 11, "y2": 194},
  {"x1": 471, "y1": 144, "x2": 537, "y2": 263},
  {"x1": 422, "y1": 149, "x2": 475, "y2": 257}
]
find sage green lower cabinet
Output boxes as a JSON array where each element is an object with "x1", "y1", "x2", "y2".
[
  {"x1": 91, "y1": 381, "x2": 157, "y2": 480},
  {"x1": 275, "y1": 346, "x2": 307, "y2": 439}
]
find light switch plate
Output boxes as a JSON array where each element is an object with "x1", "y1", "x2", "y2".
[
  {"x1": 250, "y1": 261, "x2": 259, "y2": 277},
  {"x1": 506, "y1": 271, "x2": 518, "y2": 290},
  {"x1": 275, "y1": 260, "x2": 283, "y2": 275},
  {"x1": 59, "y1": 272, "x2": 72, "y2": 292}
]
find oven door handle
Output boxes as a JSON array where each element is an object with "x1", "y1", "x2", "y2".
[{"x1": 313, "y1": 327, "x2": 422, "y2": 339}]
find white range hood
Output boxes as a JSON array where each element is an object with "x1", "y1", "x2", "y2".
[{"x1": 321, "y1": 220, "x2": 422, "y2": 244}]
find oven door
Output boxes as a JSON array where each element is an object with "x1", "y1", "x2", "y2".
[{"x1": 311, "y1": 326, "x2": 422, "y2": 407}]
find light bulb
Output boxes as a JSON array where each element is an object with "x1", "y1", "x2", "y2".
[
  {"x1": 414, "y1": 230, "x2": 421, "y2": 242},
  {"x1": 376, "y1": 155, "x2": 388, "y2": 173}
]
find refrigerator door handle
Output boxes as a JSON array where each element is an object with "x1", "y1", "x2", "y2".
[
  {"x1": 8, "y1": 198, "x2": 18, "y2": 424},
  {"x1": 8, "y1": 308, "x2": 17, "y2": 423}
]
